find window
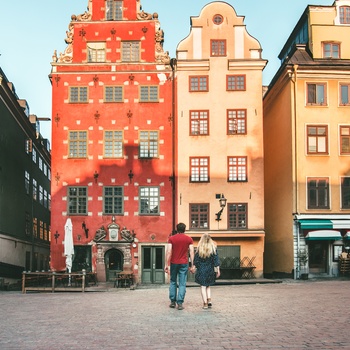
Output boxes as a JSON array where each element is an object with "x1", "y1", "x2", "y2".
[
  {"x1": 307, "y1": 178, "x2": 329, "y2": 209},
  {"x1": 140, "y1": 86, "x2": 159, "y2": 102},
  {"x1": 25, "y1": 171, "x2": 30, "y2": 195},
  {"x1": 68, "y1": 187, "x2": 88, "y2": 215},
  {"x1": 307, "y1": 83, "x2": 327, "y2": 105},
  {"x1": 341, "y1": 177, "x2": 350, "y2": 209},
  {"x1": 32, "y1": 148, "x2": 36, "y2": 163},
  {"x1": 104, "y1": 186, "x2": 123, "y2": 214},
  {"x1": 323, "y1": 42, "x2": 340, "y2": 58},
  {"x1": 340, "y1": 84, "x2": 350, "y2": 105},
  {"x1": 69, "y1": 131, "x2": 87, "y2": 158},
  {"x1": 213, "y1": 14, "x2": 223, "y2": 25},
  {"x1": 44, "y1": 223, "x2": 48, "y2": 241},
  {"x1": 139, "y1": 187, "x2": 159, "y2": 215},
  {"x1": 227, "y1": 75, "x2": 246, "y2": 91},
  {"x1": 139, "y1": 131, "x2": 159, "y2": 158},
  {"x1": 87, "y1": 42, "x2": 106, "y2": 62},
  {"x1": 340, "y1": 6, "x2": 350, "y2": 24},
  {"x1": 228, "y1": 203, "x2": 247, "y2": 229},
  {"x1": 211, "y1": 40, "x2": 226, "y2": 56},
  {"x1": 307, "y1": 125, "x2": 328, "y2": 154},
  {"x1": 44, "y1": 190, "x2": 48, "y2": 209},
  {"x1": 38, "y1": 157, "x2": 43, "y2": 171},
  {"x1": 33, "y1": 217, "x2": 38, "y2": 238},
  {"x1": 39, "y1": 186, "x2": 43, "y2": 205},
  {"x1": 104, "y1": 130, "x2": 123, "y2": 158},
  {"x1": 189, "y1": 76, "x2": 208, "y2": 92},
  {"x1": 228, "y1": 157, "x2": 247, "y2": 182},
  {"x1": 190, "y1": 157, "x2": 209, "y2": 182},
  {"x1": 69, "y1": 87, "x2": 88, "y2": 103},
  {"x1": 190, "y1": 204, "x2": 209, "y2": 229},
  {"x1": 340, "y1": 126, "x2": 350, "y2": 154},
  {"x1": 104, "y1": 86, "x2": 123, "y2": 102},
  {"x1": 25, "y1": 212, "x2": 30, "y2": 236},
  {"x1": 106, "y1": 0, "x2": 123, "y2": 20},
  {"x1": 33, "y1": 179, "x2": 37, "y2": 201},
  {"x1": 39, "y1": 221, "x2": 44, "y2": 240},
  {"x1": 190, "y1": 110, "x2": 209, "y2": 135},
  {"x1": 227, "y1": 109, "x2": 246, "y2": 134},
  {"x1": 121, "y1": 41, "x2": 140, "y2": 62}
]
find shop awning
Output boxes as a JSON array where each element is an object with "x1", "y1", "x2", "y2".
[
  {"x1": 331, "y1": 220, "x2": 350, "y2": 229},
  {"x1": 344, "y1": 232, "x2": 350, "y2": 240},
  {"x1": 305, "y1": 230, "x2": 342, "y2": 241},
  {"x1": 299, "y1": 219, "x2": 333, "y2": 230}
]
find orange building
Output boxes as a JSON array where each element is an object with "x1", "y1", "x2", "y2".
[
  {"x1": 50, "y1": 0, "x2": 173, "y2": 284},
  {"x1": 175, "y1": 2, "x2": 266, "y2": 278},
  {"x1": 264, "y1": 0, "x2": 350, "y2": 279}
]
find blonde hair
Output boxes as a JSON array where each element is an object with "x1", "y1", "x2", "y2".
[{"x1": 197, "y1": 233, "x2": 217, "y2": 259}]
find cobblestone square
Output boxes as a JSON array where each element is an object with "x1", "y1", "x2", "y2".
[{"x1": 1, "y1": 280, "x2": 349, "y2": 349}]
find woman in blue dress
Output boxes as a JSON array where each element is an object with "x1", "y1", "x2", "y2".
[{"x1": 192, "y1": 233, "x2": 220, "y2": 309}]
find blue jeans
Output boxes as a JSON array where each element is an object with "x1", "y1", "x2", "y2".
[{"x1": 169, "y1": 263, "x2": 188, "y2": 304}]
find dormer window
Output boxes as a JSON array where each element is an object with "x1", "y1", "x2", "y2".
[
  {"x1": 339, "y1": 6, "x2": 350, "y2": 24},
  {"x1": 322, "y1": 42, "x2": 340, "y2": 58},
  {"x1": 106, "y1": 0, "x2": 123, "y2": 21}
]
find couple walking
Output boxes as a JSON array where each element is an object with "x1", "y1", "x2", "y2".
[{"x1": 164, "y1": 223, "x2": 221, "y2": 310}]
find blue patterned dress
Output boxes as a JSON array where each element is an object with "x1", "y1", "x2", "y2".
[{"x1": 194, "y1": 251, "x2": 220, "y2": 286}]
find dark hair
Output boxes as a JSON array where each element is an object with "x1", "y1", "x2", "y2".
[{"x1": 176, "y1": 222, "x2": 186, "y2": 233}]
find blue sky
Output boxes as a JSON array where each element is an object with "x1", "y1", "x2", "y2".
[{"x1": 0, "y1": 0, "x2": 332, "y2": 141}]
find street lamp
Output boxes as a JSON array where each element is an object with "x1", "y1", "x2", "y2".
[{"x1": 215, "y1": 194, "x2": 227, "y2": 221}]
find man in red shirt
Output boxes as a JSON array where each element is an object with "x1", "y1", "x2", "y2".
[{"x1": 164, "y1": 223, "x2": 194, "y2": 310}]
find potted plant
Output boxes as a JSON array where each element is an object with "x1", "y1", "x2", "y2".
[{"x1": 298, "y1": 249, "x2": 309, "y2": 280}]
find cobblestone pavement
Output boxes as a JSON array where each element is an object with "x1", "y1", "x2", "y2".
[{"x1": 1, "y1": 279, "x2": 350, "y2": 349}]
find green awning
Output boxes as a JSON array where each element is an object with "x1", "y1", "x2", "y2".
[
  {"x1": 305, "y1": 230, "x2": 342, "y2": 241},
  {"x1": 299, "y1": 219, "x2": 333, "y2": 230}
]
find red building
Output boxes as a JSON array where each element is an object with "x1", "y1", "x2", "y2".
[{"x1": 50, "y1": 0, "x2": 173, "y2": 284}]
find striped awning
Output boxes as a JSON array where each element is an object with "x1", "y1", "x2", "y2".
[
  {"x1": 299, "y1": 219, "x2": 350, "y2": 230},
  {"x1": 305, "y1": 230, "x2": 342, "y2": 241},
  {"x1": 299, "y1": 219, "x2": 333, "y2": 230}
]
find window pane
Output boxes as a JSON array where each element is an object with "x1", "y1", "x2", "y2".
[
  {"x1": 122, "y1": 41, "x2": 140, "y2": 62},
  {"x1": 341, "y1": 85, "x2": 349, "y2": 104},
  {"x1": 228, "y1": 203, "x2": 247, "y2": 229},
  {"x1": 105, "y1": 86, "x2": 123, "y2": 102},
  {"x1": 68, "y1": 187, "x2": 87, "y2": 214},
  {"x1": 190, "y1": 204, "x2": 209, "y2": 229},
  {"x1": 104, "y1": 186, "x2": 123, "y2": 214},
  {"x1": 342, "y1": 177, "x2": 350, "y2": 208},
  {"x1": 139, "y1": 187, "x2": 159, "y2": 215}
]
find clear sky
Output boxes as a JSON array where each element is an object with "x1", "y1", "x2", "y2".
[{"x1": 0, "y1": 0, "x2": 332, "y2": 141}]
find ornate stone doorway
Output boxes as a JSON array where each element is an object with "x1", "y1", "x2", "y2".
[
  {"x1": 105, "y1": 249, "x2": 123, "y2": 282},
  {"x1": 96, "y1": 242, "x2": 132, "y2": 282}
]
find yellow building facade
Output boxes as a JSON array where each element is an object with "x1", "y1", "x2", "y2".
[
  {"x1": 264, "y1": 0, "x2": 350, "y2": 279},
  {"x1": 175, "y1": 2, "x2": 266, "y2": 278}
]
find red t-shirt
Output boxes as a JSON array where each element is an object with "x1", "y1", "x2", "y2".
[{"x1": 168, "y1": 233, "x2": 193, "y2": 264}]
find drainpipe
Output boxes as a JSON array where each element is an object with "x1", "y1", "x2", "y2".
[
  {"x1": 170, "y1": 58, "x2": 177, "y2": 232},
  {"x1": 291, "y1": 64, "x2": 300, "y2": 279}
]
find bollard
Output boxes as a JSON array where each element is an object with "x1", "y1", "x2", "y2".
[
  {"x1": 52, "y1": 272, "x2": 56, "y2": 293},
  {"x1": 82, "y1": 269, "x2": 86, "y2": 292}
]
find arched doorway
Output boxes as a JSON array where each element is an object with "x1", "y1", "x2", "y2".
[{"x1": 105, "y1": 249, "x2": 123, "y2": 281}]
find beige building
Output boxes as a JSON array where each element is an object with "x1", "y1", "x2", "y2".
[
  {"x1": 264, "y1": 0, "x2": 350, "y2": 279},
  {"x1": 175, "y1": 2, "x2": 267, "y2": 278}
]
